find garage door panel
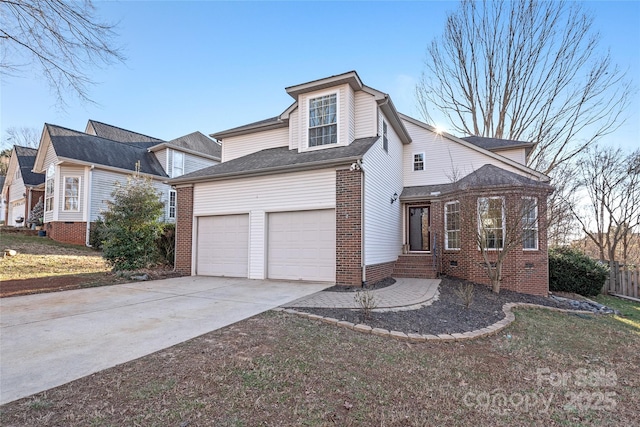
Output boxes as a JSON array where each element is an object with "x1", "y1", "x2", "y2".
[
  {"x1": 197, "y1": 215, "x2": 248, "y2": 277},
  {"x1": 268, "y1": 210, "x2": 335, "y2": 282}
]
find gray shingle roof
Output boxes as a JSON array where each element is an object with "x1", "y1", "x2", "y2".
[
  {"x1": 163, "y1": 132, "x2": 221, "y2": 159},
  {"x1": 46, "y1": 124, "x2": 168, "y2": 177},
  {"x1": 462, "y1": 136, "x2": 534, "y2": 151},
  {"x1": 87, "y1": 120, "x2": 163, "y2": 146},
  {"x1": 15, "y1": 146, "x2": 45, "y2": 186},
  {"x1": 401, "y1": 164, "x2": 553, "y2": 200},
  {"x1": 171, "y1": 137, "x2": 379, "y2": 184}
]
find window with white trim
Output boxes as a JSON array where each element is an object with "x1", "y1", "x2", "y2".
[
  {"x1": 15, "y1": 168, "x2": 20, "y2": 180},
  {"x1": 522, "y1": 197, "x2": 538, "y2": 250},
  {"x1": 168, "y1": 190, "x2": 177, "y2": 219},
  {"x1": 308, "y1": 93, "x2": 337, "y2": 147},
  {"x1": 478, "y1": 197, "x2": 504, "y2": 249},
  {"x1": 172, "y1": 151, "x2": 184, "y2": 177},
  {"x1": 413, "y1": 153, "x2": 425, "y2": 171},
  {"x1": 383, "y1": 121, "x2": 388, "y2": 152},
  {"x1": 63, "y1": 177, "x2": 80, "y2": 211},
  {"x1": 45, "y1": 164, "x2": 55, "y2": 211},
  {"x1": 445, "y1": 201, "x2": 461, "y2": 250}
]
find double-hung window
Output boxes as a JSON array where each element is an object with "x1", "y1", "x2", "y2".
[
  {"x1": 173, "y1": 151, "x2": 184, "y2": 177},
  {"x1": 383, "y1": 121, "x2": 388, "y2": 152},
  {"x1": 413, "y1": 153, "x2": 425, "y2": 171},
  {"x1": 445, "y1": 201, "x2": 461, "y2": 250},
  {"x1": 45, "y1": 164, "x2": 55, "y2": 211},
  {"x1": 64, "y1": 177, "x2": 80, "y2": 211},
  {"x1": 522, "y1": 197, "x2": 538, "y2": 250},
  {"x1": 308, "y1": 94, "x2": 337, "y2": 147},
  {"x1": 168, "y1": 190, "x2": 177, "y2": 219},
  {"x1": 478, "y1": 197, "x2": 504, "y2": 249}
]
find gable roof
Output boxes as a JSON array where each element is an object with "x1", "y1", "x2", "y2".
[
  {"x1": 211, "y1": 72, "x2": 412, "y2": 144},
  {"x1": 462, "y1": 136, "x2": 535, "y2": 158},
  {"x1": 401, "y1": 164, "x2": 554, "y2": 201},
  {"x1": 45, "y1": 124, "x2": 167, "y2": 177},
  {"x1": 86, "y1": 120, "x2": 162, "y2": 146},
  {"x1": 171, "y1": 136, "x2": 379, "y2": 184},
  {"x1": 149, "y1": 131, "x2": 221, "y2": 160},
  {"x1": 15, "y1": 146, "x2": 45, "y2": 186}
]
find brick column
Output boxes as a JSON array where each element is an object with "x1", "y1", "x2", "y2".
[
  {"x1": 336, "y1": 169, "x2": 362, "y2": 286},
  {"x1": 175, "y1": 184, "x2": 194, "y2": 275}
]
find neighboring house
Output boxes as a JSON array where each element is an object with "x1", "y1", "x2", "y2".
[
  {"x1": 30, "y1": 120, "x2": 221, "y2": 245},
  {"x1": 0, "y1": 176, "x2": 7, "y2": 224},
  {"x1": 170, "y1": 71, "x2": 553, "y2": 295},
  {"x1": 1, "y1": 146, "x2": 45, "y2": 227}
]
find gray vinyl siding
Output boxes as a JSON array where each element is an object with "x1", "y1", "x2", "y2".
[
  {"x1": 184, "y1": 153, "x2": 218, "y2": 175},
  {"x1": 155, "y1": 149, "x2": 168, "y2": 173}
]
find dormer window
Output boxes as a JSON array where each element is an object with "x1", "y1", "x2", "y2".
[
  {"x1": 308, "y1": 93, "x2": 337, "y2": 147},
  {"x1": 172, "y1": 151, "x2": 184, "y2": 177}
]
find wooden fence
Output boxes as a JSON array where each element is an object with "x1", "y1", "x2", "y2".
[{"x1": 603, "y1": 261, "x2": 639, "y2": 301}]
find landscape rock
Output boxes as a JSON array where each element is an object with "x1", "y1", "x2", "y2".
[
  {"x1": 550, "y1": 295, "x2": 620, "y2": 315},
  {"x1": 130, "y1": 273, "x2": 149, "y2": 281}
]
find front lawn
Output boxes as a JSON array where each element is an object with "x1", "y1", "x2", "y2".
[{"x1": 1, "y1": 297, "x2": 637, "y2": 426}]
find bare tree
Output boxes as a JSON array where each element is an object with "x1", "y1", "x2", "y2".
[
  {"x1": 2, "y1": 126, "x2": 40, "y2": 149},
  {"x1": 1, "y1": 0, "x2": 124, "y2": 106},
  {"x1": 417, "y1": 0, "x2": 633, "y2": 175},
  {"x1": 473, "y1": 193, "x2": 544, "y2": 293},
  {"x1": 571, "y1": 146, "x2": 640, "y2": 263}
]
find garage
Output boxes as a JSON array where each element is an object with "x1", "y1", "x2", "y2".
[
  {"x1": 268, "y1": 209, "x2": 335, "y2": 282},
  {"x1": 196, "y1": 214, "x2": 249, "y2": 277},
  {"x1": 9, "y1": 201, "x2": 25, "y2": 227}
]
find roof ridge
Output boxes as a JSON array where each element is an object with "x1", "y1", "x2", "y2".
[{"x1": 88, "y1": 119, "x2": 163, "y2": 141}]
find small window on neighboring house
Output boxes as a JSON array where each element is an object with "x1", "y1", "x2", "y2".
[
  {"x1": 309, "y1": 93, "x2": 337, "y2": 147},
  {"x1": 478, "y1": 197, "x2": 504, "y2": 249},
  {"x1": 45, "y1": 164, "x2": 55, "y2": 211},
  {"x1": 522, "y1": 197, "x2": 538, "y2": 250},
  {"x1": 445, "y1": 201, "x2": 461, "y2": 250},
  {"x1": 383, "y1": 121, "x2": 388, "y2": 152},
  {"x1": 64, "y1": 177, "x2": 80, "y2": 211},
  {"x1": 15, "y1": 168, "x2": 20, "y2": 180},
  {"x1": 413, "y1": 153, "x2": 425, "y2": 171},
  {"x1": 173, "y1": 151, "x2": 184, "y2": 177},
  {"x1": 169, "y1": 190, "x2": 177, "y2": 219}
]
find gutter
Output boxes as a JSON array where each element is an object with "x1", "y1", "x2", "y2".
[{"x1": 167, "y1": 155, "x2": 366, "y2": 186}]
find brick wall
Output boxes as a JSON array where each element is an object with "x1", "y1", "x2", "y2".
[
  {"x1": 46, "y1": 221, "x2": 87, "y2": 245},
  {"x1": 437, "y1": 189, "x2": 551, "y2": 296},
  {"x1": 174, "y1": 185, "x2": 194, "y2": 275},
  {"x1": 365, "y1": 261, "x2": 396, "y2": 284},
  {"x1": 336, "y1": 169, "x2": 362, "y2": 286}
]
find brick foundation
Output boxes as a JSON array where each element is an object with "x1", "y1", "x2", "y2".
[
  {"x1": 46, "y1": 221, "x2": 87, "y2": 245},
  {"x1": 365, "y1": 260, "x2": 396, "y2": 285},
  {"x1": 336, "y1": 169, "x2": 362, "y2": 286},
  {"x1": 175, "y1": 185, "x2": 194, "y2": 275}
]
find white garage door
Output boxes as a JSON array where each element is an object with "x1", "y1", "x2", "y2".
[
  {"x1": 196, "y1": 214, "x2": 249, "y2": 277},
  {"x1": 268, "y1": 209, "x2": 335, "y2": 282},
  {"x1": 10, "y1": 201, "x2": 25, "y2": 227}
]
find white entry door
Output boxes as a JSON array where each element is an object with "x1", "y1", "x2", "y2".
[
  {"x1": 196, "y1": 214, "x2": 249, "y2": 277},
  {"x1": 267, "y1": 209, "x2": 335, "y2": 282}
]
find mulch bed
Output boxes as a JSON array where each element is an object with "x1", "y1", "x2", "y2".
[{"x1": 295, "y1": 276, "x2": 579, "y2": 335}]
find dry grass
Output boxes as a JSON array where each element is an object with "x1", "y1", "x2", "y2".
[
  {"x1": 0, "y1": 233, "x2": 109, "y2": 281},
  {"x1": 1, "y1": 298, "x2": 637, "y2": 426}
]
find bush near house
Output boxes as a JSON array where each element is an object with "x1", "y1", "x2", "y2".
[{"x1": 549, "y1": 247, "x2": 608, "y2": 296}]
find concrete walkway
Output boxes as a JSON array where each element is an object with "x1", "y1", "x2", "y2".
[
  {"x1": 285, "y1": 278, "x2": 440, "y2": 311},
  {"x1": 0, "y1": 276, "x2": 330, "y2": 405}
]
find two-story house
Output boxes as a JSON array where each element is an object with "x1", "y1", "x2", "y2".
[
  {"x1": 29, "y1": 120, "x2": 221, "y2": 245},
  {"x1": 172, "y1": 71, "x2": 553, "y2": 295},
  {"x1": 2, "y1": 146, "x2": 45, "y2": 227}
]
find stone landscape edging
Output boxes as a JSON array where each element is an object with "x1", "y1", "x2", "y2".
[{"x1": 274, "y1": 303, "x2": 597, "y2": 342}]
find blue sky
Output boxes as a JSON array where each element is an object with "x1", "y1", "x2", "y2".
[{"x1": 1, "y1": 1, "x2": 638, "y2": 151}]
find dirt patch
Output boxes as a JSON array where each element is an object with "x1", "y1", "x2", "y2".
[
  {"x1": 294, "y1": 277, "x2": 578, "y2": 335},
  {"x1": 0, "y1": 267, "x2": 183, "y2": 298}
]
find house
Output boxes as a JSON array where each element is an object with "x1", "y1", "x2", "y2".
[
  {"x1": 2, "y1": 146, "x2": 45, "y2": 227},
  {"x1": 169, "y1": 71, "x2": 553, "y2": 295},
  {"x1": 0, "y1": 176, "x2": 5, "y2": 224},
  {"x1": 29, "y1": 120, "x2": 221, "y2": 245}
]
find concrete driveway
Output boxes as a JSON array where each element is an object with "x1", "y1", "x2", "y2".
[{"x1": 0, "y1": 276, "x2": 330, "y2": 405}]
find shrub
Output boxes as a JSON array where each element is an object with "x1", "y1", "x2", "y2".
[
  {"x1": 101, "y1": 169, "x2": 165, "y2": 271},
  {"x1": 454, "y1": 282, "x2": 475, "y2": 308},
  {"x1": 549, "y1": 247, "x2": 608, "y2": 296},
  {"x1": 156, "y1": 223, "x2": 175, "y2": 267},
  {"x1": 354, "y1": 289, "x2": 377, "y2": 321},
  {"x1": 89, "y1": 218, "x2": 106, "y2": 250}
]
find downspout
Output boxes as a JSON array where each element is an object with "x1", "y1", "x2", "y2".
[
  {"x1": 361, "y1": 163, "x2": 366, "y2": 286},
  {"x1": 85, "y1": 165, "x2": 94, "y2": 247}
]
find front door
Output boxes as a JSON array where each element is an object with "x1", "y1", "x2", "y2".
[{"x1": 408, "y1": 206, "x2": 430, "y2": 252}]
